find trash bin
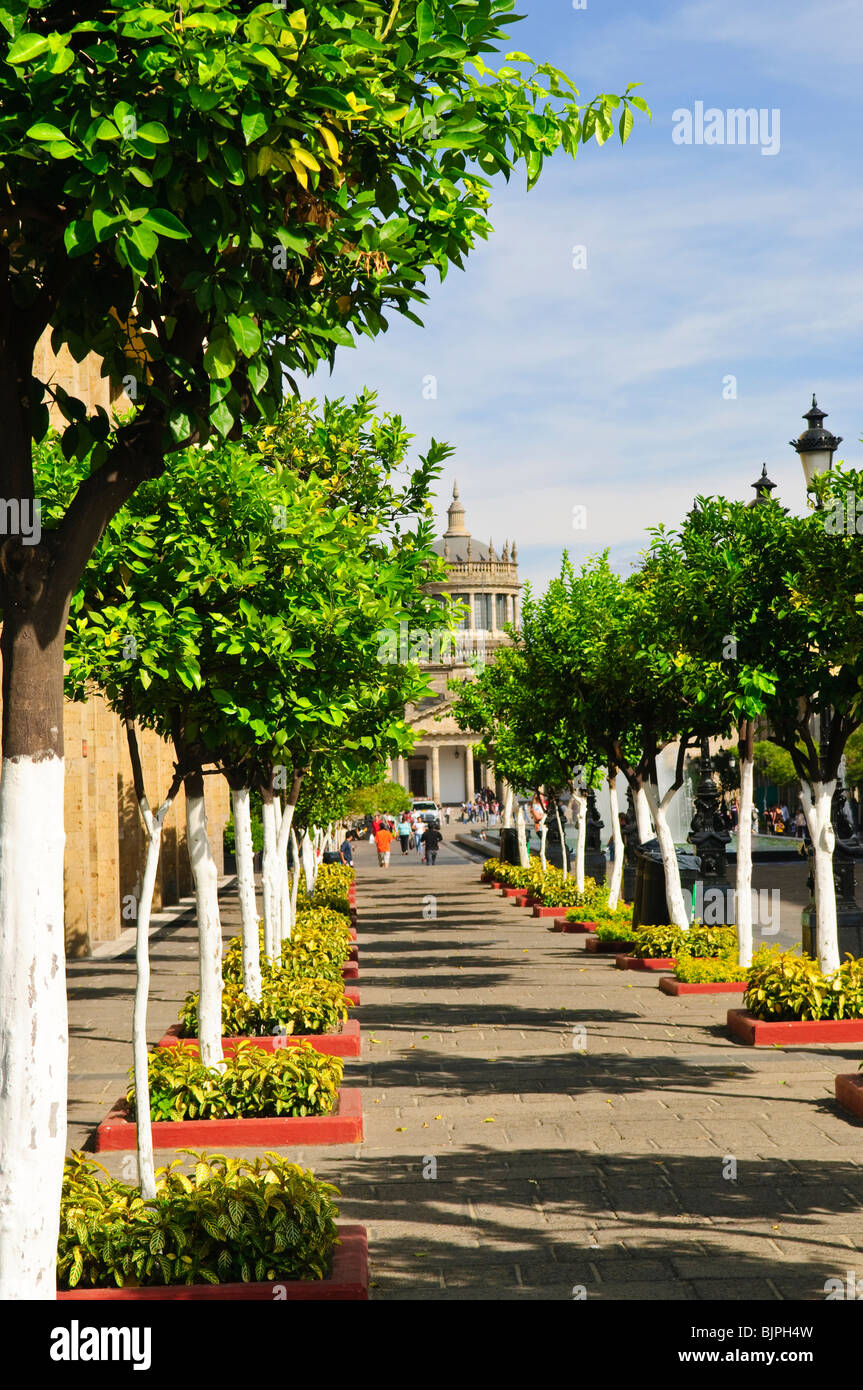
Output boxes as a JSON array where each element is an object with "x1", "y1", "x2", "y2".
[
  {"x1": 633, "y1": 841, "x2": 700, "y2": 927},
  {"x1": 322, "y1": 850, "x2": 342, "y2": 865},
  {"x1": 499, "y1": 827, "x2": 520, "y2": 865}
]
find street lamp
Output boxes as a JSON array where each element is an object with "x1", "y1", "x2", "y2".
[
  {"x1": 788, "y1": 397, "x2": 863, "y2": 959},
  {"x1": 788, "y1": 394, "x2": 842, "y2": 494}
]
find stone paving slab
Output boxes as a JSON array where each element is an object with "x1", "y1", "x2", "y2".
[{"x1": 65, "y1": 831, "x2": 863, "y2": 1299}]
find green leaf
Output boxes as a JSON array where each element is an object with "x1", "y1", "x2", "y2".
[
  {"x1": 7, "y1": 32, "x2": 48, "y2": 63},
  {"x1": 227, "y1": 314, "x2": 261, "y2": 357},
  {"x1": 135, "y1": 122, "x2": 170, "y2": 144},
  {"x1": 140, "y1": 208, "x2": 191, "y2": 240},
  {"x1": 26, "y1": 122, "x2": 66, "y2": 141},
  {"x1": 416, "y1": 1, "x2": 434, "y2": 50}
]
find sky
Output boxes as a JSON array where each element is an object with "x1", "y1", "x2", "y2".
[{"x1": 304, "y1": 0, "x2": 863, "y2": 593}]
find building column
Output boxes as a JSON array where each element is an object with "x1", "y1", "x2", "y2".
[
  {"x1": 430, "y1": 744, "x2": 441, "y2": 804},
  {"x1": 395, "y1": 755, "x2": 406, "y2": 788},
  {"x1": 465, "y1": 743, "x2": 475, "y2": 801}
]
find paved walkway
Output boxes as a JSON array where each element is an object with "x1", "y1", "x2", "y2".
[{"x1": 67, "y1": 833, "x2": 863, "y2": 1300}]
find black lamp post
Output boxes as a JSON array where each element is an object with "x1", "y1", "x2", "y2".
[
  {"x1": 688, "y1": 737, "x2": 732, "y2": 916},
  {"x1": 789, "y1": 396, "x2": 863, "y2": 959}
]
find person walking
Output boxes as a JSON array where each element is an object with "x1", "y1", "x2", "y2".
[
  {"x1": 397, "y1": 815, "x2": 412, "y2": 855},
  {"x1": 374, "y1": 822, "x2": 393, "y2": 868},
  {"x1": 339, "y1": 835, "x2": 354, "y2": 868},
  {"x1": 413, "y1": 816, "x2": 424, "y2": 855},
  {"x1": 421, "y1": 823, "x2": 443, "y2": 865},
  {"x1": 444, "y1": 805, "x2": 451, "y2": 825},
  {"x1": 795, "y1": 807, "x2": 806, "y2": 839}
]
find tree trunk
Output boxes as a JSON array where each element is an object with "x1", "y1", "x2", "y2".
[
  {"x1": 736, "y1": 723, "x2": 755, "y2": 968},
  {"x1": 800, "y1": 779, "x2": 840, "y2": 975},
  {"x1": 289, "y1": 827, "x2": 300, "y2": 924},
  {"x1": 132, "y1": 812, "x2": 164, "y2": 1201},
  {"x1": 502, "y1": 784, "x2": 514, "y2": 829},
  {"x1": 553, "y1": 799, "x2": 569, "y2": 880},
  {"x1": 634, "y1": 784, "x2": 653, "y2": 843},
  {"x1": 230, "y1": 786, "x2": 261, "y2": 1003},
  {"x1": 185, "y1": 771, "x2": 224, "y2": 1071},
  {"x1": 0, "y1": 613, "x2": 68, "y2": 1299},
  {"x1": 516, "y1": 804, "x2": 529, "y2": 866},
  {"x1": 571, "y1": 790, "x2": 587, "y2": 892},
  {"x1": 260, "y1": 786, "x2": 280, "y2": 962},
  {"x1": 608, "y1": 774, "x2": 623, "y2": 911},
  {"x1": 643, "y1": 782, "x2": 689, "y2": 929}
]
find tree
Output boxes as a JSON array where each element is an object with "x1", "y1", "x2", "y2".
[
  {"x1": 345, "y1": 779, "x2": 412, "y2": 820},
  {"x1": 753, "y1": 741, "x2": 798, "y2": 790},
  {"x1": 0, "y1": 0, "x2": 645, "y2": 1296}
]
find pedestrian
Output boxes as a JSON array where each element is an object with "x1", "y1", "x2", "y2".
[
  {"x1": 339, "y1": 835, "x2": 354, "y2": 868},
  {"x1": 374, "y1": 822, "x2": 393, "y2": 868},
  {"x1": 422, "y1": 823, "x2": 443, "y2": 865},
  {"x1": 413, "y1": 816, "x2": 424, "y2": 854},
  {"x1": 444, "y1": 805, "x2": 450, "y2": 825},
  {"x1": 795, "y1": 807, "x2": 806, "y2": 838},
  {"x1": 397, "y1": 814, "x2": 411, "y2": 855}
]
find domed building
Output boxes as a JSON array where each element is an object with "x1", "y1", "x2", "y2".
[{"x1": 390, "y1": 483, "x2": 521, "y2": 805}]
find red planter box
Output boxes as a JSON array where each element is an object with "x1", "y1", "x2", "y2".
[
  {"x1": 532, "y1": 905, "x2": 563, "y2": 918},
  {"x1": 727, "y1": 1009, "x2": 863, "y2": 1046},
  {"x1": 659, "y1": 977, "x2": 746, "y2": 996},
  {"x1": 553, "y1": 918, "x2": 598, "y2": 933},
  {"x1": 615, "y1": 954, "x2": 676, "y2": 972},
  {"x1": 512, "y1": 893, "x2": 531, "y2": 907},
  {"x1": 57, "y1": 1225, "x2": 368, "y2": 1301},
  {"x1": 157, "y1": 1019, "x2": 362, "y2": 1059},
  {"x1": 835, "y1": 1073, "x2": 863, "y2": 1120},
  {"x1": 95, "y1": 1088, "x2": 364, "y2": 1152},
  {"x1": 348, "y1": 927, "x2": 357, "y2": 942},
  {"x1": 585, "y1": 937, "x2": 635, "y2": 954},
  {"x1": 346, "y1": 987, "x2": 359, "y2": 1006},
  {"x1": 501, "y1": 887, "x2": 523, "y2": 898},
  {"x1": 342, "y1": 961, "x2": 358, "y2": 981}
]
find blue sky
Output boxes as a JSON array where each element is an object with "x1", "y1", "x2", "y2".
[{"x1": 305, "y1": 0, "x2": 863, "y2": 592}]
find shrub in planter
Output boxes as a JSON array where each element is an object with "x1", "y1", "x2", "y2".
[
  {"x1": 631, "y1": 924, "x2": 737, "y2": 960},
  {"x1": 630, "y1": 924, "x2": 685, "y2": 958},
  {"x1": 596, "y1": 921, "x2": 640, "y2": 944},
  {"x1": 222, "y1": 920, "x2": 351, "y2": 991},
  {"x1": 744, "y1": 948, "x2": 863, "y2": 1022},
  {"x1": 673, "y1": 953, "x2": 747, "y2": 984},
  {"x1": 295, "y1": 906, "x2": 352, "y2": 937},
  {"x1": 179, "y1": 978, "x2": 351, "y2": 1039},
  {"x1": 481, "y1": 857, "x2": 504, "y2": 882},
  {"x1": 58, "y1": 1150, "x2": 339, "y2": 1290},
  {"x1": 567, "y1": 905, "x2": 632, "y2": 928},
  {"x1": 131, "y1": 1042, "x2": 344, "y2": 1122}
]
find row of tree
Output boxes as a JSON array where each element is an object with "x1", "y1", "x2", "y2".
[{"x1": 452, "y1": 473, "x2": 863, "y2": 976}]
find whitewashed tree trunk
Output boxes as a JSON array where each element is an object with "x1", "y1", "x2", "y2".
[
  {"x1": 643, "y1": 781, "x2": 689, "y2": 929},
  {"x1": 131, "y1": 794, "x2": 174, "y2": 1202},
  {"x1": 634, "y1": 784, "x2": 653, "y2": 843},
  {"x1": 539, "y1": 819, "x2": 547, "y2": 871},
  {"x1": 186, "y1": 785, "x2": 224, "y2": 1071},
  {"x1": 260, "y1": 794, "x2": 279, "y2": 963},
  {"x1": 608, "y1": 775, "x2": 624, "y2": 912},
  {"x1": 800, "y1": 779, "x2": 840, "y2": 975},
  {"x1": 553, "y1": 800, "x2": 569, "y2": 880},
  {"x1": 302, "y1": 830, "x2": 316, "y2": 895},
  {"x1": 571, "y1": 790, "x2": 587, "y2": 893},
  {"x1": 290, "y1": 828, "x2": 301, "y2": 923},
  {"x1": 516, "y1": 805, "x2": 529, "y2": 866},
  {"x1": 502, "y1": 784, "x2": 514, "y2": 829},
  {"x1": 736, "y1": 753, "x2": 755, "y2": 968},
  {"x1": 231, "y1": 787, "x2": 261, "y2": 1002},
  {"x1": 0, "y1": 756, "x2": 67, "y2": 1299}
]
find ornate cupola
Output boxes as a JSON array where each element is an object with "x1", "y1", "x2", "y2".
[{"x1": 444, "y1": 480, "x2": 469, "y2": 537}]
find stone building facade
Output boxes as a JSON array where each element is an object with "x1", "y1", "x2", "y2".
[
  {"x1": 30, "y1": 331, "x2": 229, "y2": 957},
  {"x1": 390, "y1": 483, "x2": 521, "y2": 805}
]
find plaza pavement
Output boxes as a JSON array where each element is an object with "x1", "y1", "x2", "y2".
[{"x1": 66, "y1": 830, "x2": 863, "y2": 1300}]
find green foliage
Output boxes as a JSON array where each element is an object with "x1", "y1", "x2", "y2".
[
  {"x1": 537, "y1": 874, "x2": 604, "y2": 909},
  {"x1": 180, "y1": 977, "x2": 351, "y2": 1040},
  {"x1": 58, "y1": 1150, "x2": 339, "y2": 1289},
  {"x1": 224, "y1": 803, "x2": 264, "y2": 856},
  {"x1": 346, "y1": 778, "x2": 412, "y2": 818},
  {"x1": 4, "y1": 1, "x2": 646, "y2": 458},
  {"x1": 565, "y1": 904, "x2": 633, "y2": 927},
  {"x1": 630, "y1": 924, "x2": 737, "y2": 959},
  {"x1": 673, "y1": 954, "x2": 747, "y2": 984},
  {"x1": 744, "y1": 948, "x2": 863, "y2": 1021},
  {"x1": 595, "y1": 921, "x2": 640, "y2": 944},
  {"x1": 221, "y1": 914, "x2": 352, "y2": 990},
  {"x1": 753, "y1": 741, "x2": 798, "y2": 788},
  {"x1": 132, "y1": 1041, "x2": 343, "y2": 1121}
]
